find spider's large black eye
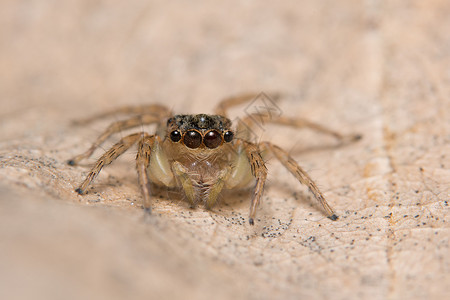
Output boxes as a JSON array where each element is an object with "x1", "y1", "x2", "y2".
[
  {"x1": 223, "y1": 131, "x2": 234, "y2": 143},
  {"x1": 170, "y1": 130, "x2": 182, "y2": 142},
  {"x1": 204, "y1": 130, "x2": 222, "y2": 149},
  {"x1": 184, "y1": 130, "x2": 202, "y2": 148}
]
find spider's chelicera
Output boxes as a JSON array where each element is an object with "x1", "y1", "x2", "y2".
[{"x1": 68, "y1": 94, "x2": 360, "y2": 225}]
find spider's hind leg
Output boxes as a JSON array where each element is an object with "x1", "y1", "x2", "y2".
[
  {"x1": 74, "y1": 132, "x2": 143, "y2": 195},
  {"x1": 73, "y1": 104, "x2": 170, "y2": 125},
  {"x1": 68, "y1": 114, "x2": 165, "y2": 165},
  {"x1": 238, "y1": 114, "x2": 361, "y2": 145},
  {"x1": 214, "y1": 93, "x2": 281, "y2": 117}
]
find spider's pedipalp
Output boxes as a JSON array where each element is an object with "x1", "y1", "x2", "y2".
[{"x1": 172, "y1": 161, "x2": 197, "y2": 207}]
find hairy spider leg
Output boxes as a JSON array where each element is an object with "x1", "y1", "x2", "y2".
[
  {"x1": 136, "y1": 135, "x2": 156, "y2": 211},
  {"x1": 73, "y1": 104, "x2": 170, "y2": 125},
  {"x1": 68, "y1": 114, "x2": 164, "y2": 165},
  {"x1": 215, "y1": 94, "x2": 346, "y2": 221},
  {"x1": 75, "y1": 132, "x2": 144, "y2": 194},
  {"x1": 238, "y1": 140, "x2": 268, "y2": 225},
  {"x1": 214, "y1": 93, "x2": 281, "y2": 117},
  {"x1": 260, "y1": 142, "x2": 338, "y2": 220},
  {"x1": 214, "y1": 93, "x2": 260, "y2": 117},
  {"x1": 237, "y1": 113, "x2": 361, "y2": 143},
  {"x1": 214, "y1": 92, "x2": 360, "y2": 142}
]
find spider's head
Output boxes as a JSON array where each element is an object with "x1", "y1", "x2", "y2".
[{"x1": 166, "y1": 114, "x2": 234, "y2": 149}]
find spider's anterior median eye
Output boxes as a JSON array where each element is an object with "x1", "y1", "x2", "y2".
[
  {"x1": 204, "y1": 130, "x2": 222, "y2": 149},
  {"x1": 184, "y1": 130, "x2": 202, "y2": 148},
  {"x1": 170, "y1": 130, "x2": 182, "y2": 142},
  {"x1": 223, "y1": 131, "x2": 234, "y2": 143}
]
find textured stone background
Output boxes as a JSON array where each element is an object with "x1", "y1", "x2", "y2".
[{"x1": 0, "y1": 1, "x2": 449, "y2": 299}]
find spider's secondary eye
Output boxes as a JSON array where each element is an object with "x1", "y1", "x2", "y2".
[
  {"x1": 184, "y1": 130, "x2": 202, "y2": 148},
  {"x1": 223, "y1": 131, "x2": 234, "y2": 143},
  {"x1": 170, "y1": 130, "x2": 182, "y2": 142},
  {"x1": 204, "y1": 130, "x2": 222, "y2": 149}
]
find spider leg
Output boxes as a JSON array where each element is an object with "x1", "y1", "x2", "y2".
[
  {"x1": 238, "y1": 114, "x2": 361, "y2": 143},
  {"x1": 238, "y1": 139, "x2": 268, "y2": 225},
  {"x1": 214, "y1": 93, "x2": 260, "y2": 117},
  {"x1": 214, "y1": 93, "x2": 280, "y2": 117},
  {"x1": 136, "y1": 134, "x2": 156, "y2": 212},
  {"x1": 75, "y1": 132, "x2": 143, "y2": 195},
  {"x1": 215, "y1": 93, "x2": 359, "y2": 142},
  {"x1": 68, "y1": 114, "x2": 163, "y2": 165},
  {"x1": 259, "y1": 141, "x2": 338, "y2": 220},
  {"x1": 73, "y1": 104, "x2": 171, "y2": 125}
]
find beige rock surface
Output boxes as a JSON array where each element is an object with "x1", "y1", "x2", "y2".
[{"x1": 1, "y1": 1, "x2": 449, "y2": 299}]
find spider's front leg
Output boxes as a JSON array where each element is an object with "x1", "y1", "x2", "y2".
[
  {"x1": 138, "y1": 135, "x2": 175, "y2": 212},
  {"x1": 136, "y1": 135, "x2": 154, "y2": 212},
  {"x1": 237, "y1": 140, "x2": 268, "y2": 225},
  {"x1": 259, "y1": 142, "x2": 338, "y2": 220}
]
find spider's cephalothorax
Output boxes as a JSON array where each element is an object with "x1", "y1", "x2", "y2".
[
  {"x1": 69, "y1": 94, "x2": 360, "y2": 225},
  {"x1": 166, "y1": 114, "x2": 234, "y2": 149}
]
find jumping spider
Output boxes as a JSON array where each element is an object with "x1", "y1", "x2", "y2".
[{"x1": 68, "y1": 94, "x2": 360, "y2": 225}]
